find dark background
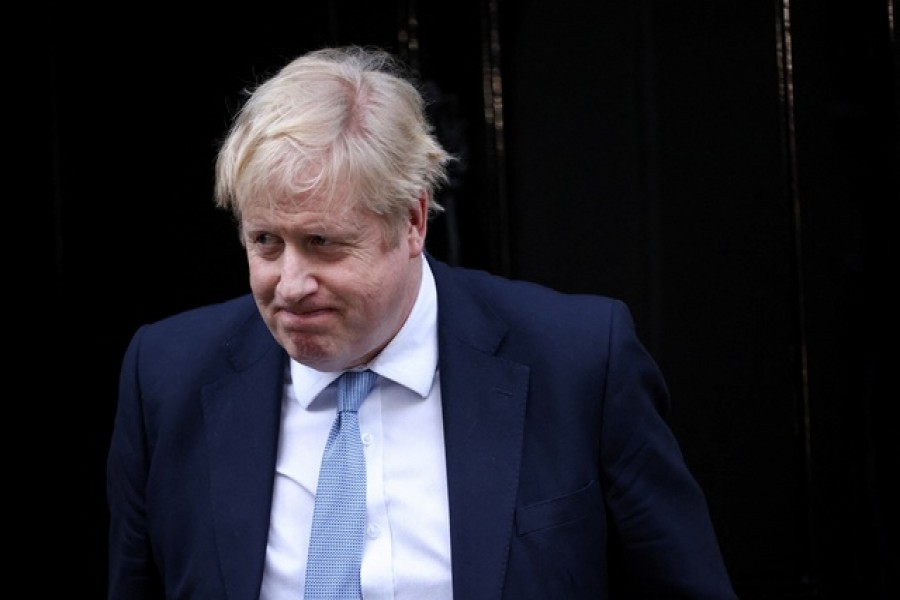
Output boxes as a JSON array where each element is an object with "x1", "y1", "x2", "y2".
[{"x1": 37, "y1": 0, "x2": 896, "y2": 597}]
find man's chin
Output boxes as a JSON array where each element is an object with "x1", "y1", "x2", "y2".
[{"x1": 282, "y1": 337, "x2": 328, "y2": 364}]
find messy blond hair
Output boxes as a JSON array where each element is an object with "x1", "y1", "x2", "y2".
[{"x1": 214, "y1": 46, "x2": 452, "y2": 244}]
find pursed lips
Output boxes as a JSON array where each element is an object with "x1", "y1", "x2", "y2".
[{"x1": 276, "y1": 305, "x2": 338, "y2": 329}]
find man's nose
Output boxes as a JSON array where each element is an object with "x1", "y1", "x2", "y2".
[{"x1": 276, "y1": 246, "x2": 319, "y2": 300}]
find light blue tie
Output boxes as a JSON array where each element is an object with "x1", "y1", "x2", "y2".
[{"x1": 305, "y1": 369, "x2": 377, "y2": 599}]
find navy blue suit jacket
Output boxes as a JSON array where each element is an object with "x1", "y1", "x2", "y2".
[{"x1": 107, "y1": 255, "x2": 738, "y2": 599}]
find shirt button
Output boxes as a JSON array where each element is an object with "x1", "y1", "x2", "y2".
[
  {"x1": 361, "y1": 433, "x2": 374, "y2": 446},
  {"x1": 366, "y1": 523, "x2": 381, "y2": 539}
]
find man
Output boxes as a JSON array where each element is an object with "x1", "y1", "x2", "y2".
[{"x1": 107, "y1": 45, "x2": 738, "y2": 599}]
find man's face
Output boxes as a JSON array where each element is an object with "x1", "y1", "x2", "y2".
[{"x1": 241, "y1": 193, "x2": 427, "y2": 372}]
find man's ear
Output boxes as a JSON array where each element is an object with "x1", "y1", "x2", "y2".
[{"x1": 407, "y1": 192, "x2": 428, "y2": 256}]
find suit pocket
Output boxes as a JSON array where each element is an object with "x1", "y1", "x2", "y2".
[{"x1": 515, "y1": 480, "x2": 601, "y2": 536}]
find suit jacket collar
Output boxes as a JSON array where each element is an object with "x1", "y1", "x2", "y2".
[
  {"x1": 429, "y1": 255, "x2": 530, "y2": 600},
  {"x1": 201, "y1": 309, "x2": 285, "y2": 600}
]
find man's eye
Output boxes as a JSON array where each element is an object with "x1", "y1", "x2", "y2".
[
  {"x1": 252, "y1": 233, "x2": 278, "y2": 245},
  {"x1": 248, "y1": 233, "x2": 284, "y2": 258},
  {"x1": 309, "y1": 235, "x2": 331, "y2": 247}
]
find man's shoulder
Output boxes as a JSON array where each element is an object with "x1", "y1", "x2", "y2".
[
  {"x1": 149, "y1": 293, "x2": 258, "y2": 329},
  {"x1": 430, "y1": 257, "x2": 629, "y2": 338},
  {"x1": 433, "y1": 258, "x2": 622, "y2": 312},
  {"x1": 134, "y1": 294, "x2": 263, "y2": 350}
]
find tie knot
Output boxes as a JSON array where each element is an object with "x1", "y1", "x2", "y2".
[{"x1": 337, "y1": 369, "x2": 377, "y2": 413}]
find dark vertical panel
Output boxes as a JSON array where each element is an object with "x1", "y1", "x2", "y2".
[
  {"x1": 791, "y1": 0, "x2": 898, "y2": 596},
  {"x1": 410, "y1": 0, "x2": 500, "y2": 271},
  {"x1": 499, "y1": 1, "x2": 650, "y2": 310},
  {"x1": 650, "y1": 3, "x2": 806, "y2": 595}
]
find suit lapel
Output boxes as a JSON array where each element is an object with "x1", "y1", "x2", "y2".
[
  {"x1": 430, "y1": 258, "x2": 530, "y2": 600},
  {"x1": 201, "y1": 313, "x2": 286, "y2": 600}
]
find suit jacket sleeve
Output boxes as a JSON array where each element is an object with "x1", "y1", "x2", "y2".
[
  {"x1": 494, "y1": 295, "x2": 737, "y2": 599},
  {"x1": 597, "y1": 300, "x2": 736, "y2": 597},
  {"x1": 107, "y1": 324, "x2": 166, "y2": 599}
]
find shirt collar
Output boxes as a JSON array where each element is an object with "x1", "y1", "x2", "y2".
[{"x1": 290, "y1": 254, "x2": 438, "y2": 408}]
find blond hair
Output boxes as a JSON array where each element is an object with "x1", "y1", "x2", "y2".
[{"x1": 214, "y1": 46, "x2": 452, "y2": 242}]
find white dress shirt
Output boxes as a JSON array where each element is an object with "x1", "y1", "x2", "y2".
[{"x1": 260, "y1": 256, "x2": 453, "y2": 600}]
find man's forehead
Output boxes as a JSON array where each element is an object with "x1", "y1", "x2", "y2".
[
  {"x1": 243, "y1": 192, "x2": 360, "y2": 219},
  {"x1": 241, "y1": 195, "x2": 376, "y2": 235}
]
